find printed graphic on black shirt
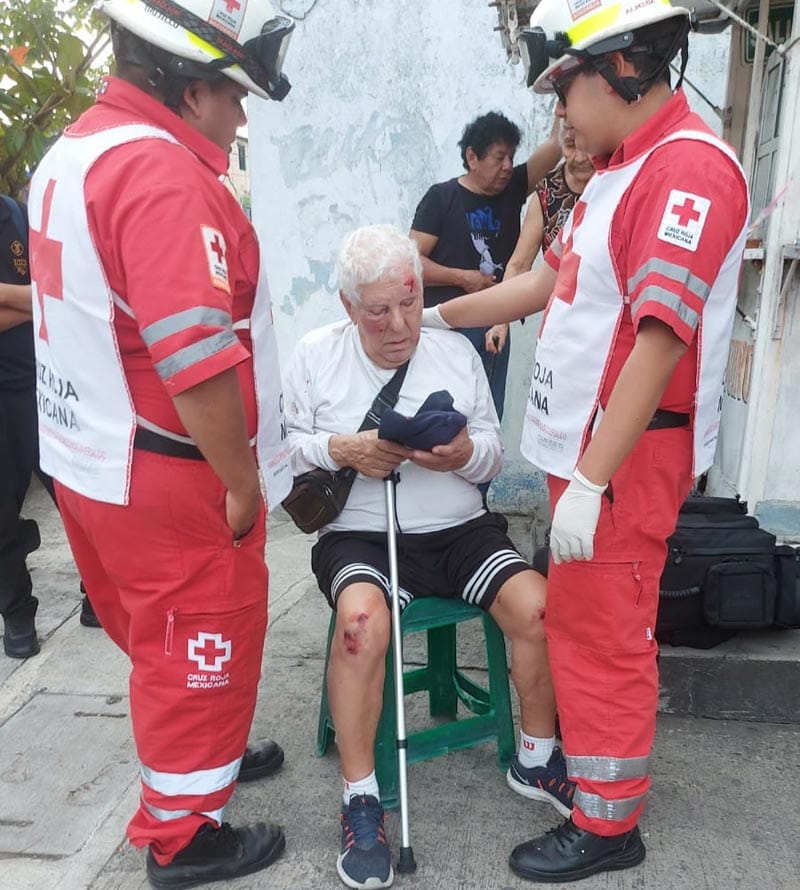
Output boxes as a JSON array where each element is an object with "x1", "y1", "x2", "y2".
[
  {"x1": 412, "y1": 164, "x2": 528, "y2": 307},
  {"x1": 465, "y1": 205, "x2": 504, "y2": 279}
]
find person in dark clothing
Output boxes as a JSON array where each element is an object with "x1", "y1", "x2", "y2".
[
  {"x1": 0, "y1": 195, "x2": 99, "y2": 659},
  {"x1": 410, "y1": 112, "x2": 559, "y2": 422},
  {"x1": 0, "y1": 195, "x2": 44, "y2": 657}
]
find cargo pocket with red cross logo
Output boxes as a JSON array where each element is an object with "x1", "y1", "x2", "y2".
[{"x1": 129, "y1": 594, "x2": 267, "y2": 823}]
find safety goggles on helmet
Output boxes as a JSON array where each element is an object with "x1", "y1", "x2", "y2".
[
  {"x1": 519, "y1": 25, "x2": 638, "y2": 90},
  {"x1": 140, "y1": 0, "x2": 293, "y2": 100},
  {"x1": 518, "y1": 28, "x2": 570, "y2": 89},
  {"x1": 520, "y1": 0, "x2": 691, "y2": 96}
]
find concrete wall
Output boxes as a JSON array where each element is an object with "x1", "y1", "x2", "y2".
[
  {"x1": 250, "y1": 0, "x2": 731, "y2": 515},
  {"x1": 722, "y1": 3, "x2": 800, "y2": 538}
]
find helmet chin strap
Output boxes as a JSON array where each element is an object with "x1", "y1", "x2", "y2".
[
  {"x1": 580, "y1": 20, "x2": 691, "y2": 105},
  {"x1": 593, "y1": 62, "x2": 643, "y2": 103},
  {"x1": 110, "y1": 21, "x2": 226, "y2": 111}
]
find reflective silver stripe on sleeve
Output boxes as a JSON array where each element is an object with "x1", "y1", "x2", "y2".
[
  {"x1": 154, "y1": 330, "x2": 240, "y2": 381},
  {"x1": 141, "y1": 307, "x2": 233, "y2": 348},
  {"x1": 574, "y1": 789, "x2": 646, "y2": 821},
  {"x1": 629, "y1": 286, "x2": 699, "y2": 330},
  {"x1": 140, "y1": 756, "x2": 241, "y2": 796},
  {"x1": 143, "y1": 801, "x2": 225, "y2": 824},
  {"x1": 233, "y1": 319, "x2": 251, "y2": 331},
  {"x1": 627, "y1": 258, "x2": 710, "y2": 305},
  {"x1": 549, "y1": 237, "x2": 563, "y2": 259},
  {"x1": 566, "y1": 754, "x2": 650, "y2": 782}
]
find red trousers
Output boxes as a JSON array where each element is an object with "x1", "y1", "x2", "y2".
[
  {"x1": 546, "y1": 426, "x2": 694, "y2": 835},
  {"x1": 56, "y1": 450, "x2": 268, "y2": 863}
]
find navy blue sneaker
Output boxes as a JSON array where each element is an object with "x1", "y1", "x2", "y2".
[
  {"x1": 507, "y1": 747, "x2": 576, "y2": 818},
  {"x1": 337, "y1": 794, "x2": 393, "y2": 889}
]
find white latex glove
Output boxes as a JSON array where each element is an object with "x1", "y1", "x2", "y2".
[
  {"x1": 550, "y1": 469, "x2": 608, "y2": 564},
  {"x1": 421, "y1": 305, "x2": 452, "y2": 330}
]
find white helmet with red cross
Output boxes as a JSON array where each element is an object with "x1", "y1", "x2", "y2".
[
  {"x1": 519, "y1": 0, "x2": 691, "y2": 95},
  {"x1": 99, "y1": 0, "x2": 294, "y2": 100}
]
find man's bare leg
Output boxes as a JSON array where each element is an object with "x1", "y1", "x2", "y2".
[
  {"x1": 327, "y1": 583, "x2": 391, "y2": 783},
  {"x1": 327, "y1": 582, "x2": 394, "y2": 889},
  {"x1": 490, "y1": 568, "x2": 573, "y2": 815},
  {"x1": 489, "y1": 568, "x2": 555, "y2": 737}
]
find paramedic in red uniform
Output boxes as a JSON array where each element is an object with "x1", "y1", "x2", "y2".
[
  {"x1": 423, "y1": 0, "x2": 749, "y2": 881},
  {"x1": 26, "y1": 1, "x2": 295, "y2": 886}
]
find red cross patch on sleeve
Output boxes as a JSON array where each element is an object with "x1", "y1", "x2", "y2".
[
  {"x1": 202, "y1": 226, "x2": 231, "y2": 294},
  {"x1": 656, "y1": 189, "x2": 711, "y2": 253}
]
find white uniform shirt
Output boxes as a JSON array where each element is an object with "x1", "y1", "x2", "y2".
[{"x1": 284, "y1": 322, "x2": 503, "y2": 534}]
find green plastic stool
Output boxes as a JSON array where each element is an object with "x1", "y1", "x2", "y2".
[{"x1": 316, "y1": 596, "x2": 516, "y2": 810}]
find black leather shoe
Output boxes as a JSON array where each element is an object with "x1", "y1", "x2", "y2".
[
  {"x1": 146, "y1": 821, "x2": 285, "y2": 889},
  {"x1": 3, "y1": 597, "x2": 40, "y2": 659},
  {"x1": 509, "y1": 818, "x2": 645, "y2": 883},
  {"x1": 237, "y1": 739, "x2": 285, "y2": 782},
  {"x1": 79, "y1": 595, "x2": 102, "y2": 628}
]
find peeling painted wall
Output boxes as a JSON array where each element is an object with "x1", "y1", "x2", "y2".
[{"x1": 250, "y1": 0, "x2": 731, "y2": 515}]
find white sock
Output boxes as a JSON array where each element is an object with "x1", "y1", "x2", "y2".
[
  {"x1": 517, "y1": 732, "x2": 555, "y2": 769},
  {"x1": 343, "y1": 770, "x2": 380, "y2": 806}
]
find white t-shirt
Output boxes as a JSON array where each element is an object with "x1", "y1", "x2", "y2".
[{"x1": 283, "y1": 322, "x2": 503, "y2": 534}]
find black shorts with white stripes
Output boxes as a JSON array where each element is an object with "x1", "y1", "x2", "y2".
[{"x1": 311, "y1": 512, "x2": 530, "y2": 612}]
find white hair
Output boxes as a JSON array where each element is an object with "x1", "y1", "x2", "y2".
[{"x1": 336, "y1": 224, "x2": 423, "y2": 304}]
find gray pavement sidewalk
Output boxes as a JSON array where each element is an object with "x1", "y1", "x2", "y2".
[{"x1": 2, "y1": 480, "x2": 799, "y2": 890}]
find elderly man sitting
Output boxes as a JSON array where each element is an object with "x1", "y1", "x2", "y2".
[{"x1": 284, "y1": 225, "x2": 572, "y2": 890}]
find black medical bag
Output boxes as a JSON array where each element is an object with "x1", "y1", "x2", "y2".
[
  {"x1": 657, "y1": 498, "x2": 777, "y2": 647},
  {"x1": 535, "y1": 495, "x2": 799, "y2": 648}
]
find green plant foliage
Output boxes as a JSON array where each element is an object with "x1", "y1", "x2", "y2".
[{"x1": 1, "y1": 0, "x2": 111, "y2": 198}]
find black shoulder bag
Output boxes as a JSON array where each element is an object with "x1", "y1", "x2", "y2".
[{"x1": 281, "y1": 362, "x2": 409, "y2": 533}]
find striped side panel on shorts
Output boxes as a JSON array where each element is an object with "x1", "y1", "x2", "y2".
[
  {"x1": 462, "y1": 549, "x2": 528, "y2": 607},
  {"x1": 330, "y1": 563, "x2": 413, "y2": 609}
]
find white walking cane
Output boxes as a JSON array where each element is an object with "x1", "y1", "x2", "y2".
[{"x1": 384, "y1": 471, "x2": 417, "y2": 874}]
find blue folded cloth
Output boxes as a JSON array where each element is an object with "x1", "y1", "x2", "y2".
[{"x1": 378, "y1": 390, "x2": 467, "y2": 451}]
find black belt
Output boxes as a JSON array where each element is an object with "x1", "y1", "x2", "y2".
[
  {"x1": 133, "y1": 427, "x2": 205, "y2": 461},
  {"x1": 646, "y1": 409, "x2": 690, "y2": 431}
]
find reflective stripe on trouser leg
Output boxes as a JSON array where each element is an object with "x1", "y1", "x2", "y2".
[
  {"x1": 143, "y1": 801, "x2": 225, "y2": 825},
  {"x1": 544, "y1": 430, "x2": 693, "y2": 836},
  {"x1": 138, "y1": 755, "x2": 243, "y2": 833},
  {"x1": 63, "y1": 453, "x2": 269, "y2": 864},
  {"x1": 573, "y1": 789, "x2": 647, "y2": 822},
  {"x1": 140, "y1": 758, "x2": 243, "y2": 797},
  {"x1": 566, "y1": 756, "x2": 651, "y2": 827},
  {"x1": 128, "y1": 506, "x2": 268, "y2": 864},
  {"x1": 566, "y1": 754, "x2": 650, "y2": 782},
  {"x1": 547, "y1": 584, "x2": 657, "y2": 834}
]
